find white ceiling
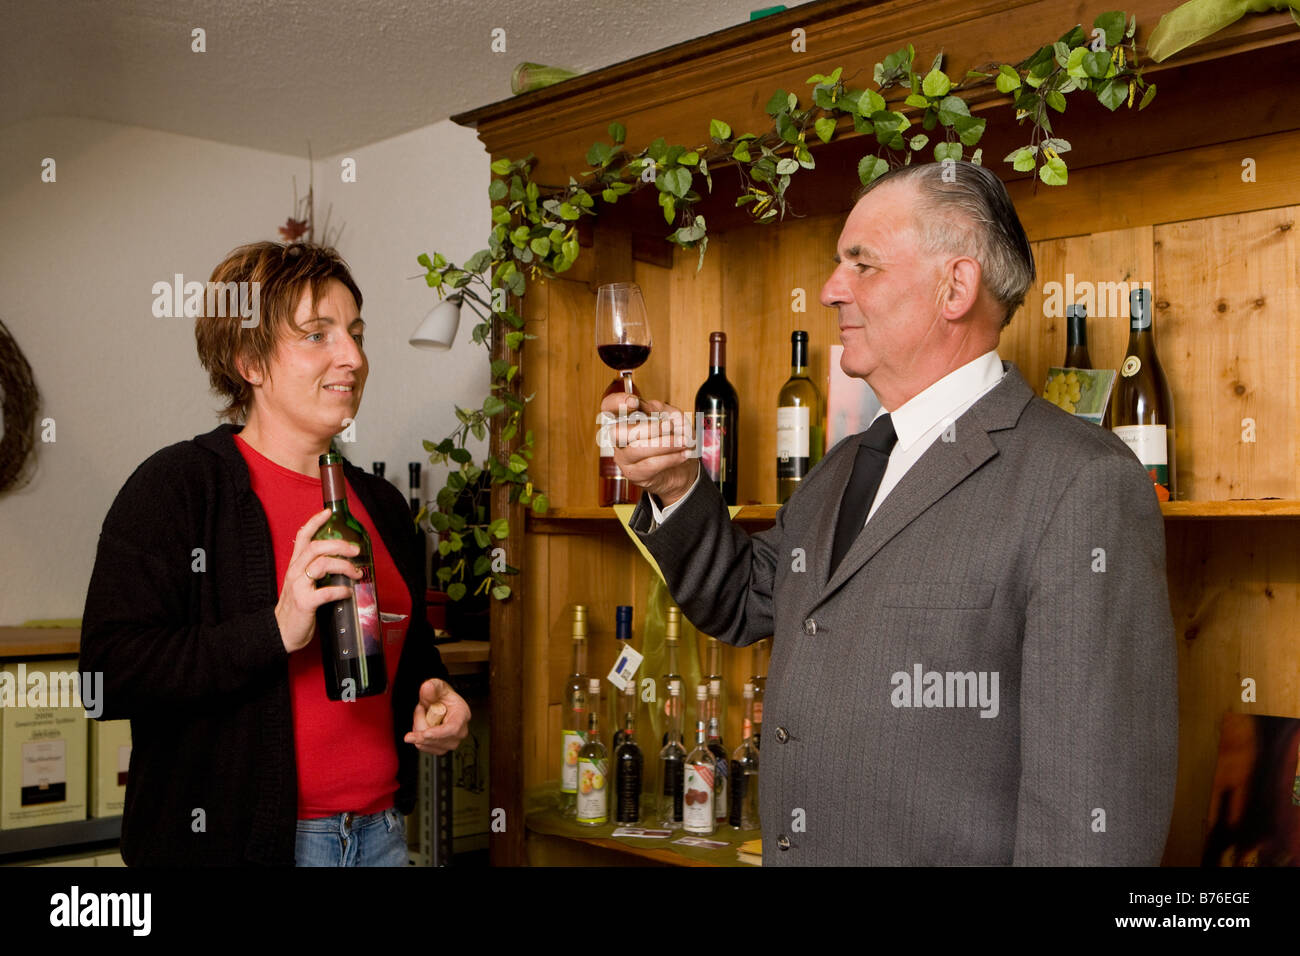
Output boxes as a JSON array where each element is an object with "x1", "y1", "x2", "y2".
[{"x1": 2, "y1": 0, "x2": 817, "y2": 157}]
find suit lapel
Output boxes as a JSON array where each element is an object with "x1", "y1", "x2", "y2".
[{"x1": 818, "y1": 362, "x2": 1034, "y2": 598}]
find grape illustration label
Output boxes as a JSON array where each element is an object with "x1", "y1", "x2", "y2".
[{"x1": 561, "y1": 730, "x2": 585, "y2": 793}]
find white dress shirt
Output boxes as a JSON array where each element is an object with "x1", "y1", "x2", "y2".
[{"x1": 649, "y1": 350, "x2": 1007, "y2": 528}]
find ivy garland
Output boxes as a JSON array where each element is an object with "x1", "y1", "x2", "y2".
[{"x1": 420, "y1": 10, "x2": 1155, "y2": 603}]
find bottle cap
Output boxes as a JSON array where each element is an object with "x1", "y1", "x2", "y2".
[
  {"x1": 709, "y1": 678, "x2": 721, "y2": 695},
  {"x1": 696, "y1": 684, "x2": 708, "y2": 700},
  {"x1": 743, "y1": 683, "x2": 754, "y2": 698},
  {"x1": 588, "y1": 678, "x2": 601, "y2": 693},
  {"x1": 668, "y1": 679, "x2": 681, "y2": 696},
  {"x1": 616, "y1": 605, "x2": 632, "y2": 625},
  {"x1": 1066, "y1": 304, "x2": 1086, "y2": 319}
]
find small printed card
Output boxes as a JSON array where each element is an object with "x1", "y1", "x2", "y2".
[
  {"x1": 672, "y1": 836, "x2": 730, "y2": 849},
  {"x1": 612, "y1": 826, "x2": 672, "y2": 839},
  {"x1": 1042, "y1": 367, "x2": 1116, "y2": 425},
  {"x1": 606, "y1": 645, "x2": 644, "y2": 692}
]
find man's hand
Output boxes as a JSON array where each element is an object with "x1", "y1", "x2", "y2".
[
  {"x1": 600, "y1": 393, "x2": 699, "y2": 508},
  {"x1": 404, "y1": 678, "x2": 470, "y2": 755}
]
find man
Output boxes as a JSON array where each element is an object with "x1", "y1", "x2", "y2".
[{"x1": 603, "y1": 161, "x2": 1178, "y2": 865}]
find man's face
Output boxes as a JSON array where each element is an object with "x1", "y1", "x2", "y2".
[
  {"x1": 251, "y1": 279, "x2": 368, "y2": 438},
  {"x1": 819, "y1": 181, "x2": 948, "y2": 389}
]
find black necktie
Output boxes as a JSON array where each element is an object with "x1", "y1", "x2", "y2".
[{"x1": 828, "y1": 413, "x2": 897, "y2": 575}]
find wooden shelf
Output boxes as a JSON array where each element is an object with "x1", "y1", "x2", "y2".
[
  {"x1": 0, "y1": 816, "x2": 122, "y2": 859},
  {"x1": 525, "y1": 805, "x2": 757, "y2": 867},
  {"x1": 528, "y1": 501, "x2": 1300, "y2": 533},
  {"x1": 0, "y1": 627, "x2": 80, "y2": 659}
]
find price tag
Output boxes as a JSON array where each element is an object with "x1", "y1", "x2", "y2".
[
  {"x1": 606, "y1": 644, "x2": 644, "y2": 691},
  {"x1": 611, "y1": 826, "x2": 672, "y2": 839},
  {"x1": 673, "y1": 836, "x2": 730, "y2": 849}
]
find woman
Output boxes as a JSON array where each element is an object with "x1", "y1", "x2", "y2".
[{"x1": 81, "y1": 241, "x2": 469, "y2": 866}]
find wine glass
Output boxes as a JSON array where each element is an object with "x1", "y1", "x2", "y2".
[{"x1": 595, "y1": 282, "x2": 652, "y2": 394}]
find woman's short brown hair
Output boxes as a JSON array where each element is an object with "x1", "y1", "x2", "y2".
[{"x1": 195, "y1": 241, "x2": 363, "y2": 423}]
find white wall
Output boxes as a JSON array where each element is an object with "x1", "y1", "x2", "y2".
[{"x1": 0, "y1": 115, "x2": 490, "y2": 623}]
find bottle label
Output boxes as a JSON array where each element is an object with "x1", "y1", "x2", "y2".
[
  {"x1": 700, "y1": 412, "x2": 727, "y2": 482},
  {"x1": 752, "y1": 701, "x2": 763, "y2": 724},
  {"x1": 353, "y1": 577, "x2": 382, "y2": 657},
  {"x1": 606, "y1": 645, "x2": 644, "y2": 692},
  {"x1": 777, "y1": 406, "x2": 810, "y2": 478},
  {"x1": 576, "y1": 757, "x2": 608, "y2": 823},
  {"x1": 742, "y1": 717, "x2": 752, "y2": 739},
  {"x1": 1121, "y1": 355, "x2": 1141, "y2": 378},
  {"x1": 616, "y1": 753, "x2": 642, "y2": 823},
  {"x1": 561, "y1": 730, "x2": 586, "y2": 793},
  {"x1": 683, "y1": 763, "x2": 715, "y2": 831},
  {"x1": 1111, "y1": 425, "x2": 1170, "y2": 496}
]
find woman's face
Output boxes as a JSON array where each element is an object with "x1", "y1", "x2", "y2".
[{"x1": 249, "y1": 279, "x2": 368, "y2": 441}]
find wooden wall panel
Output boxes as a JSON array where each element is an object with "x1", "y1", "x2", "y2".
[
  {"x1": 1155, "y1": 206, "x2": 1299, "y2": 501},
  {"x1": 1164, "y1": 520, "x2": 1300, "y2": 865}
]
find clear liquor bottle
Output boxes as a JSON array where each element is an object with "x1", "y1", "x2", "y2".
[
  {"x1": 729, "y1": 682, "x2": 760, "y2": 830},
  {"x1": 657, "y1": 679, "x2": 686, "y2": 830},
  {"x1": 561, "y1": 605, "x2": 589, "y2": 818},
  {"x1": 661, "y1": 606, "x2": 683, "y2": 747},
  {"x1": 683, "y1": 683, "x2": 717, "y2": 835},
  {"x1": 614, "y1": 682, "x2": 643, "y2": 825},
  {"x1": 575, "y1": 679, "x2": 609, "y2": 826},
  {"x1": 706, "y1": 678, "x2": 729, "y2": 823}
]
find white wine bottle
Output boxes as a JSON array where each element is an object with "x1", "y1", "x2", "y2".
[
  {"x1": 776, "y1": 330, "x2": 824, "y2": 504},
  {"x1": 1111, "y1": 288, "x2": 1176, "y2": 501},
  {"x1": 560, "y1": 606, "x2": 589, "y2": 817},
  {"x1": 575, "y1": 678, "x2": 609, "y2": 826}
]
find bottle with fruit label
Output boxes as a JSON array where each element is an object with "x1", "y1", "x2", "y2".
[
  {"x1": 683, "y1": 683, "x2": 717, "y2": 835},
  {"x1": 576, "y1": 678, "x2": 608, "y2": 826},
  {"x1": 561, "y1": 606, "x2": 589, "y2": 817},
  {"x1": 706, "y1": 678, "x2": 729, "y2": 823}
]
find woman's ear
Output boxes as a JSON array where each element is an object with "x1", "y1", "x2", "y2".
[{"x1": 236, "y1": 355, "x2": 263, "y2": 386}]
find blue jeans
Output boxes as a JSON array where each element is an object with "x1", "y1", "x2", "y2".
[{"x1": 295, "y1": 807, "x2": 409, "y2": 867}]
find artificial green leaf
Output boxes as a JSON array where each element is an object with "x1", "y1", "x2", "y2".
[
  {"x1": 490, "y1": 159, "x2": 511, "y2": 175},
  {"x1": 775, "y1": 157, "x2": 800, "y2": 175},
  {"x1": 663, "y1": 166, "x2": 691, "y2": 198},
  {"x1": 532, "y1": 493, "x2": 549, "y2": 514},
  {"x1": 765, "y1": 89, "x2": 790, "y2": 116},
  {"x1": 1046, "y1": 90, "x2": 1066, "y2": 112},
  {"x1": 709, "y1": 118, "x2": 732, "y2": 141},
  {"x1": 1083, "y1": 50, "x2": 1110, "y2": 78},
  {"x1": 909, "y1": 133, "x2": 928, "y2": 151},
  {"x1": 776, "y1": 112, "x2": 799, "y2": 144},
  {"x1": 492, "y1": 585, "x2": 511, "y2": 600},
  {"x1": 489, "y1": 517, "x2": 509, "y2": 539},
  {"x1": 447, "y1": 582, "x2": 466, "y2": 601},
  {"x1": 608, "y1": 121, "x2": 626, "y2": 143},
  {"x1": 1053, "y1": 41, "x2": 1070, "y2": 68},
  {"x1": 586, "y1": 142, "x2": 613, "y2": 166},
  {"x1": 905, "y1": 93, "x2": 929, "y2": 109},
  {"x1": 1138, "y1": 83, "x2": 1156, "y2": 110},
  {"x1": 1126, "y1": 13, "x2": 1137, "y2": 39},
  {"x1": 857, "y1": 154, "x2": 889, "y2": 185},
  {"x1": 528, "y1": 236, "x2": 549, "y2": 256},
  {"x1": 732, "y1": 142, "x2": 752, "y2": 163},
  {"x1": 1040, "y1": 137, "x2": 1072, "y2": 153},
  {"x1": 921, "y1": 68, "x2": 951, "y2": 97},
  {"x1": 934, "y1": 142, "x2": 962, "y2": 162},
  {"x1": 953, "y1": 115, "x2": 986, "y2": 145},
  {"x1": 559, "y1": 202, "x2": 580, "y2": 220},
  {"x1": 1066, "y1": 47, "x2": 1088, "y2": 78},
  {"x1": 488, "y1": 180, "x2": 507, "y2": 200},
  {"x1": 995, "y1": 70, "x2": 1021, "y2": 94},
  {"x1": 860, "y1": 89, "x2": 886, "y2": 116},
  {"x1": 1094, "y1": 10, "x2": 1125, "y2": 47},
  {"x1": 473, "y1": 527, "x2": 490, "y2": 549},
  {"x1": 1096, "y1": 77, "x2": 1126, "y2": 111},
  {"x1": 1039, "y1": 155, "x2": 1068, "y2": 185},
  {"x1": 814, "y1": 116, "x2": 837, "y2": 144}
]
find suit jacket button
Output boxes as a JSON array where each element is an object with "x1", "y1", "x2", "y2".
[
  {"x1": 777, "y1": 835, "x2": 791, "y2": 850},
  {"x1": 803, "y1": 618, "x2": 816, "y2": 635},
  {"x1": 776, "y1": 726, "x2": 789, "y2": 743}
]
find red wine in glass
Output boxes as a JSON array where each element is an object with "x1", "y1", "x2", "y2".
[{"x1": 595, "y1": 282, "x2": 652, "y2": 394}]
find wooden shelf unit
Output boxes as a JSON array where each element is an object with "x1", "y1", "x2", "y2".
[{"x1": 456, "y1": 0, "x2": 1300, "y2": 866}]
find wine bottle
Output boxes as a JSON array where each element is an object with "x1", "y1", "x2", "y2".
[
  {"x1": 706, "y1": 678, "x2": 729, "y2": 823},
  {"x1": 371, "y1": 461, "x2": 386, "y2": 478},
  {"x1": 561, "y1": 605, "x2": 589, "y2": 817},
  {"x1": 683, "y1": 683, "x2": 717, "y2": 835},
  {"x1": 1064, "y1": 304, "x2": 1109, "y2": 429},
  {"x1": 750, "y1": 638, "x2": 769, "y2": 750},
  {"x1": 694, "y1": 331, "x2": 739, "y2": 505},
  {"x1": 575, "y1": 678, "x2": 609, "y2": 826},
  {"x1": 729, "y1": 682, "x2": 760, "y2": 830},
  {"x1": 777, "y1": 330, "x2": 824, "y2": 503},
  {"x1": 598, "y1": 376, "x2": 643, "y2": 507},
  {"x1": 614, "y1": 683, "x2": 643, "y2": 825},
  {"x1": 661, "y1": 606, "x2": 683, "y2": 747},
  {"x1": 408, "y1": 462, "x2": 422, "y2": 519},
  {"x1": 657, "y1": 679, "x2": 686, "y2": 830},
  {"x1": 1111, "y1": 288, "x2": 1176, "y2": 501},
  {"x1": 314, "y1": 452, "x2": 387, "y2": 701},
  {"x1": 611, "y1": 605, "x2": 634, "y2": 748}
]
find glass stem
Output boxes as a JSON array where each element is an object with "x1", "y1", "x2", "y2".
[{"x1": 622, "y1": 371, "x2": 633, "y2": 394}]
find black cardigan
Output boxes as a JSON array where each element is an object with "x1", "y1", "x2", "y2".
[{"x1": 80, "y1": 424, "x2": 448, "y2": 865}]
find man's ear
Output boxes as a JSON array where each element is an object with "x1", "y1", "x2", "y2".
[{"x1": 940, "y1": 256, "x2": 982, "y2": 321}]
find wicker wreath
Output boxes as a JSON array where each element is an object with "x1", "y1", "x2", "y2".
[{"x1": 0, "y1": 318, "x2": 40, "y2": 493}]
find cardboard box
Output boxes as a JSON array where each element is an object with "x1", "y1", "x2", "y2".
[
  {"x1": 0, "y1": 660, "x2": 89, "y2": 830},
  {"x1": 89, "y1": 720, "x2": 130, "y2": 817}
]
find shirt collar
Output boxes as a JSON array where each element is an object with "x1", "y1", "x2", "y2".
[{"x1": 877, "y1": 351, "x2": 1004, "y2": 452}]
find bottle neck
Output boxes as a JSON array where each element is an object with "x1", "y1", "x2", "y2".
[
  {"x1": 320, "y1": 463, "x2": 351, "y2": 513},
  {"x1": 1066, "y1": 312, "x2": 1088, "y2": 348},
  {"x1": 570, "y1": 639, "x2": 586, "y2": 675},
  {"x1": 709, "y1": 336, "x2": 726, "y2": 374},
  {"x1": 790, "y1": 335, "x2": 808, "y2": 375},
  {"x1": 707, "y1": 714, "x2": 721, "y2": 742}
]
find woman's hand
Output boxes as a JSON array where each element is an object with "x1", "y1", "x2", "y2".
[
  {"x1": 404, "y1": 678, "x2": 471, "y2": 755},
  {"x1": 275, "y1": 508, "x2": 363, "y2": 654}
]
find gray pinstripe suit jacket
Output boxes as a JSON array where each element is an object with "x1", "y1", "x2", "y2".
[{"x1": 630, "y1": 362, "x2": 1178, "y2": 865}]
